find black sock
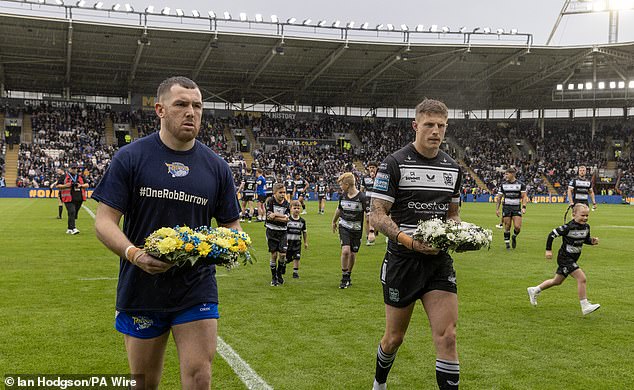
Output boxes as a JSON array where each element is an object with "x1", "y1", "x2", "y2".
[
  {"x1": 277, "y1": 261, "x2": 286, "y2": 275},
  {"x1": 504, "y1": 231, "x2": 510, "y2": 244},
  {"x1": 270, "y1": 261, "x2": 277, "y2": 278},
  {"x1": 513, "y1": 229, "x2": 520, "y2": 237},
  {"x1": 58, "y1": 205, "x2": 63, "y2": 217},
  {"x1": 293, "y1": 267, "x2": 298, "y2": 273},
  {"x1": 436, "y1": 359, "x2": 460, "y2": 389},
  {"x1": 302, "y1": 203, "x2": 306, "y2": 210},
  {"x1": 375, "y1": 344, "x2": 397, "y2": 384}
]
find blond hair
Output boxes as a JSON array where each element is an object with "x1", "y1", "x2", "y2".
[{"x1": 337, "y1": 172, "x2": 355, "y2": 187}]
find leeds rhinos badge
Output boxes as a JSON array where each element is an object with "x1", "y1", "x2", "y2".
[{"x1": 165, "y1": 162, "x2": 190, "y2": 178}]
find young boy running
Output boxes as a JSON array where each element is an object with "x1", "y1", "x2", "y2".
[{"x1": 527, "y1": 203, "x2": 601, "y2": 315}]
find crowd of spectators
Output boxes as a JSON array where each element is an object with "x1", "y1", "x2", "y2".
[{"x1": 6, "y1": 103, "x2": 632, "y2": 199}]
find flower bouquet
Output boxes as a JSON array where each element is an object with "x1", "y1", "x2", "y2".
[
  {"x1": 413, "y1": 218, "x2": 492, "y2": 252},
  {"x1": 144, "y1": 225, "x2": 254, "y2": 269}
]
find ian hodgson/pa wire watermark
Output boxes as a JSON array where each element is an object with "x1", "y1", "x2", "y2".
[{"x1": 4, "y1": 374, "x2": 141, "y2": 389}]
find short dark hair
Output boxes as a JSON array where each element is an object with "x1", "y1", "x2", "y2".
[
  {"x1": 367, "y1": 161, "x2": 378, "y2": 168},
  {"x1": 273, "y1": 183, "x2": 285, "y2": 192},
  {"x1": 156, "y1": 76, "x2": 199, "y2": 102},
  {"x1": 506, "y1": 167, "x2": 517, "y2": 174},
  {"x1": 415, "y1": 99, "x2": 448, "y2": 118}
]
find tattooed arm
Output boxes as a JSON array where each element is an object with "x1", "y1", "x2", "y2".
[
  {"x1": 370, "y1": 198, "x2": 439, "y2": 255},
  {"x1": 447, "y1": 202, "x2": 461, "y2": 223}
]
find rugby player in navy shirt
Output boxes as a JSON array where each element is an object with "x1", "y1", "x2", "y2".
[
  {"x1": 93, "y1": 76, "x2": 241, "y2": 389},
  {"x1": 370, "y1": 99, "x2": 462, "y2": 390}
]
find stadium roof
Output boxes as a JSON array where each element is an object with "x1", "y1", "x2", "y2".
[{"x1": 1, "y1": 11, "x2": 634, "y2": 111}]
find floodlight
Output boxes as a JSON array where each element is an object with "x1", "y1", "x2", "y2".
[
  {"x1": 386, "y1": 24, "x2": 394, "y2": 31},
  {"x1": 76, "y1": 0, "x2": 85, "y2": 7},
  {"x1": 442, "y1": 26, "x2": 450, "y2": 33},
  {"x1": 618, "y1": 80, "x2": 625, "y2": 88},
  {"x1": 609, "y1": 81, "x2": 616, "y2": 89},
  {"x1": 223, "y1": 11, "x2": 231, "y2": 20},
  {"x1": 124, "y1": 3, "x2": 133, "y2": 12},
  {"x1": 629, "y1": 80, "x2": 634, "y2": 88},
  {"x1": 496, "y1": 28, "x2": 504, "y2": 34},
  {"x1": 332, "y1": 20, "x2": 341, "y2": 27},
  {"x1": 176, "y1": 9, "x2": 184, "y2": 16},
  {"x1": 376, "y1": 24, "x2": 384, "y2": 30},
  {"x1": 208, "y1": 11, "x2": 216, "y2": 18},
  {"x1": 287, "y1": 17, "x2": 297, "y2": 24},
  {"x1": 274, "y1": 46, "x2": 285, "y2": 55},
  {"x1": 483, "y1": 27, "x2": 491, "y2": 34},
  {"x1": 255, "y1": 14, "x2": 263, "y2": 22},
  {"x1": 160, "y1": 7, "x2": 170, "y2": 15},
  {"x1": 556, "y1": 84, "x2": 563, "y2": 90},
  {"x1": 347, "y1": 21, "x2": 355, "y2": 28},
  {"x1": 459, "y1": 26, "x2": 467, "y2": 33},
  {"x1": 429, "y1": 24, "x2": 438, "y2": 32},
  {"x1": 55, "y1": 0, "x2": 64, "y2": 5},
  {"x1": 598, "y1": 81, "x2": 605, "y2": 89},
  {"x1": 568, "y1": 83, "x2": 574, "y2": 90},
  {"x1": 240, "y1": 12, "x2": 247, "y2": 21},
  {"x1": 318, "y1": 20, "x2": 327, "y2": 27},
  {"x1": 93, "y1": 2, "x2": 103, "y2": 8},
  {"x1": 303, "y1": 19, "x2": 312, "y2": 25},
  {"x1": 38, "y1": 0, "x2": 45, "y2": 3},
  {"x1": 112, "y1": 3, "x2": 120, "y2": 11},
  {"x1": 510, "y1": 28, "x2": 518, "y2": 34},
  {"x1": 361, "y1": 22, "x2": 369, "y2": 29},
  {"x1": 191, "y1": 10, "x2": 200, "y2": 18},
  {"x1": 473, "y1": 27, "x2": 481, "y2": 32},
  {"x1": 415, "y1": 24, "x2": 424, "y2": 32},
  {"x1": 271, "y1": 15, "x2": 278, "y2": 23},
  {"x1": 400, "y1": 24, "x2": 408, "y2": 31},
  {"x1": 145, "y1": 5, "x2": 154, "y2": 13},
  {"x1": 577, "y1": 83, "x2": 584, "y2": 89},
  {"x1": 585, "y1": 82, "x2": 593, "y2": 90}
]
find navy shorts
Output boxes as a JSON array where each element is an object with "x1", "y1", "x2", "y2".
[
  {"x1": 381, "y1": 251, "x2": 457, "y2": 308},
  {"x1": 286, "y1": 247, "x2": 302, "y2": 262},
  {"x1": 115, "y1": 303, "x2": 219, "y2": 339}
]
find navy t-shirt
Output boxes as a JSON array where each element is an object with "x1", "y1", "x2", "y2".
[{"x1": 92, "y1": 132, "x2": 240, "y2": 312}]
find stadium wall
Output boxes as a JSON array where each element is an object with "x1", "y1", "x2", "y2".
[{"x1": 1, "y1": 189, "x2": 631, "y2": 205}]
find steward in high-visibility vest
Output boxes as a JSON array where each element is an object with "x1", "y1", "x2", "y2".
[{"x1": 57, "y1": 165, "x2": 88, "y2": 234}]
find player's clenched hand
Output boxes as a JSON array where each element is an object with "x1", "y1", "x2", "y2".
[
  {"x1": 135, "y1": 252, "x2": 174, "y2": 274},
  {"x1": 545, "y1": 250, "x2": 553, "y2": 259},
  {"x1": 411, "y1": 240, "x2": 440, "y2": 255},
  {"x1": 591, "y1": 237, "x2": 599, "y2": 245}
]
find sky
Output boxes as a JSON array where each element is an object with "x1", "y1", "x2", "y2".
[{"x1": 104, "y1": 0, "x2": 634, "y2": 46}]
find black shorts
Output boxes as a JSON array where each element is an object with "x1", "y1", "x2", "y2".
[
  {"x1": 572, "y1": 200, "x2": 590, "y2": 206},
  {"x1": 297, "y1": 192, "x2": 305, "y2": 199},
  {"x1": 502, "y1": 205, "x2": 522, "y2": 218},
  {"x1": 556, "y1": 256, "x2": 580, "y2": 277},
  {"x1": 266, "y1": 229, "x2": 287, "y2": 253},
  {"x1": 286, "y1": 245, "x2": 302, "y2": 262},
  {"x1": 318, "y1": 194, "x2": 326, "y2": 201},
  {"x1": 381, "y1": 250, "x2": 457, "y2": 307},
  {"x1": 339, "y1": 227, "x2": 362, "y2": 253},
  {"x1": 257, "y1": 194, "x2": 267, "y2": 203},
  {"x1": 286, "y1": 190, "x2": 294, "y2": 195},
  {"x1": 242, "y1": 194, "x2": 254, "y2": 202}
]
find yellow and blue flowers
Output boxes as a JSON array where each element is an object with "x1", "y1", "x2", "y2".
[{"x1": 144, "y1": 225, "x2": 253, "y2": 269}]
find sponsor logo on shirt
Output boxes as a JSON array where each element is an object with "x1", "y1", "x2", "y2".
[
  {"x1": 165, "y1": 162, "x2": 190, "y2": 178},
  {"x1": 405, "y1": 171, "x2": 422, "y2": 183},
  {"x1": 374, "y1": 173, "x2": 390, "y2": 191},
  {"x1": 407, "y1": 201, "x2": 450, "y2": 211}
]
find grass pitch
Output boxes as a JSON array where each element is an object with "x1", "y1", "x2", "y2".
[{"x1": 1, "y1": 199, "x2": 633, "y2": 389}]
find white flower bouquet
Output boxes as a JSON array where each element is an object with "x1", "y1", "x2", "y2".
[{"x1": 413, "y1": 218, "x2": 493, "y2": 252}]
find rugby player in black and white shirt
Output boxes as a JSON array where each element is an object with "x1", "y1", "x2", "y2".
[
  {"x1": 526, "y1": 203, "x2": 601, "y2": 315},
  {"x1": 369, "y1": 99, "x2": 462, "y2": 390},
  {"x1": 265, "y1": 183, "x2": 290, "y2": 286},
  {"x1": 567, "y1": 165, "x2": 597, "y2": 209},
  {"x1": 294, "y1": 172, "x2": 309, "y2": 214},
  {"x1": 332, "y1": 172, "x2": 369, "y2": 289},
  {"x1": 316, "y1": 175, "x2": 329, "y2": 215},
  {"x1": 495, "y1": 167, "x2": 529, "y2": 250},
  {"x1": 361, "y1": 161, "x2": 379, "y2": 245}
]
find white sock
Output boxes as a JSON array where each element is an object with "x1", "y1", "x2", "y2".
[
  {"x1": 580, "y1": 299, "x2": 589, "y2": 306},
  {"x1": 535, "y1": 286, "x2": 541, "y2": 293}
]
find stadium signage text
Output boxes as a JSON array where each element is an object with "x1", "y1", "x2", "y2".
[{"x1": 266, "y1": 112, "x2": 297, "y2": 120}]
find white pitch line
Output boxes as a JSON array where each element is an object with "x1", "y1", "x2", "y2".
[
  {"x1": 83, "y1": 203, "x2": 271, "y2": 389},
  {"x1": 217, "y1": 337, "x2": 273, "y2": 390},
  {"x1": 79, "y1": 277, "x2": 118, "y2": 281}
]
